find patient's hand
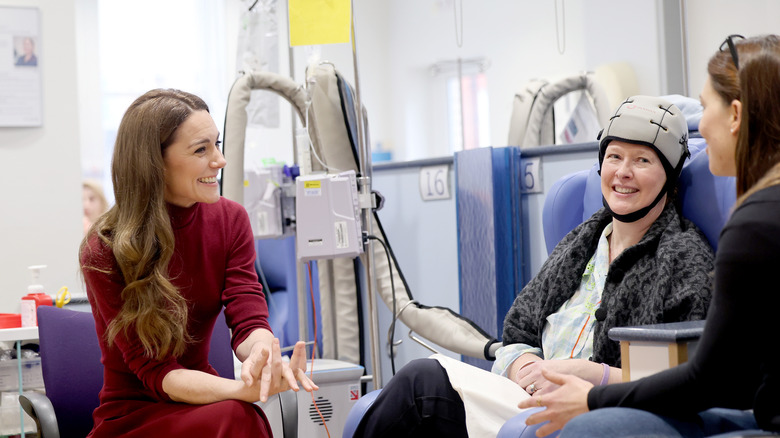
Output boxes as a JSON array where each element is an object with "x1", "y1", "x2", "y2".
[
  {"x1": 514, "y1": 359, "x2": 604, "y2": 395},
  {"x1": 517, "y1": 369, "x2": 593, "y2": 437}
]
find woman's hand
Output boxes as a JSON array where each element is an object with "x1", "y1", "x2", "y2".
[
  {"x1": 162, "y1": 335, "x2": 318, "y2": 405},
  {"x1": 517, "y1": 368, "x2": 593, "y2": 437},
  {"x1": 514, "y1": 358, "x2": 605, "y2": 395},
  {"x1": 241, "y1": 339, "x2": 318, "y2": 403}
]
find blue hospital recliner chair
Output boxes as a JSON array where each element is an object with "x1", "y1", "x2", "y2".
[
  {"x1": 343, "y1": 138, "x2": 736, "y2": 438},
  {"x1": 542, "y1": 138, "x2": 729, "y2": 253},
  {"x1": 257, "y1": 236, "x2": 299, "y2": 350},
  {"x1": 257, "y1": 236, "x2": 323, "y2": 356}
]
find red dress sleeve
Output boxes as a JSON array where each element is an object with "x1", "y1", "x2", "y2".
[{"x1": 219, "y1": 200, "x2": 272, "y2": 351}]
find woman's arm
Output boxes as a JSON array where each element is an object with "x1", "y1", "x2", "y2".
[
  {"x1": 162, "y1": 368, "x2": 262, "y2": 404},
  {"x1": 162, "y1": 333, "x2": 316, "y2": 404}
]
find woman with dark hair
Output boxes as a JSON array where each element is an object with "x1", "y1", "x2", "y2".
[
  {"x1": 80, "y1": 89, "x2": 315, "y2": 437},
  {"x1": 520, "y1": 34, "x2": 780, "y2": 438}
]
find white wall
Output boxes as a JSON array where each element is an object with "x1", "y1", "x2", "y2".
[
  {"x1": 685, "y1": 0, "x2": 780, "y2": 99},
  {"x1": 0, "y1": 0, "x2": 84, "y2": 312},
  {"x1": 278, "y1": 0, "x2": 666, "y2": 163},
  {"x1": 230, "y1": 0, "x2": 780, "y2": 165},
  {"x1": 76, "y1": 0, "x2": 102, "y2": 183}
]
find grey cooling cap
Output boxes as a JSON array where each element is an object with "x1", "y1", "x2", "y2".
[{"x1": 598, "y1": 95, "x2": 689, "y2": 171}]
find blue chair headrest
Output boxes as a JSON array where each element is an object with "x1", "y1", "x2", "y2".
[{"x1": 542, "y1": 137, "x2": 735, "y2": 253}]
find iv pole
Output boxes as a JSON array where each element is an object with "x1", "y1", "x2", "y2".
[
  {"x1": 284, "y1": 0, "x2": 382, "y2": 389},
  {"x1": 349, "y1": 0, "x2": 383, "y2": 390}
]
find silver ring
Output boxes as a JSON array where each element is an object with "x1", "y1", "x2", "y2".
[{"x1": 527, "y1": 383, "x2": 538, "y2": 394}]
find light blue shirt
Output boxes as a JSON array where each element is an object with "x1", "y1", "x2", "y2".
[{"x1": 492, "y1": 223, "x2": 612, "y2": 376}]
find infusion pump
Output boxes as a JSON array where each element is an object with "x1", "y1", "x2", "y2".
[{"x1": 295, "y1": 171, "x2": 364, "y2": 262}]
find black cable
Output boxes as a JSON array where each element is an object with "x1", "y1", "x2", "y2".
[
  {"x1": 254, "y1": 255, "x2": 272, "y2": 299},
  {"x1": 366, "y1": 235, "x2": 397, "y2": 375}
]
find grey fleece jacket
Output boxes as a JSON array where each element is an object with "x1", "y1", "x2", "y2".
[{"x1": 501, "y1": 203, "x2": 714, "y2": 367}]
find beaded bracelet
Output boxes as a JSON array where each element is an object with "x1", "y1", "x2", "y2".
[{"x1": 599, "y1": 363, "x2": 610, "y2": 385}]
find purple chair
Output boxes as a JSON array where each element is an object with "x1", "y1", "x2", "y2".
[{"x1": 19, "y1": 306, "x2": 297, "y2": 438}]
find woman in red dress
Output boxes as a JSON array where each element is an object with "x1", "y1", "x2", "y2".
[{"x1": 80, "y1": 88, "x2": 316, "y2": 437}]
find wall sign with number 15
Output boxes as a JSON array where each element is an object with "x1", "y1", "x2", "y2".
[{"x1": 419, "y1": 164, "x2": 451, "y2": 201}]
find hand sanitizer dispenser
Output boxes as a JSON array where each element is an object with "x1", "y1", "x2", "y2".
[{"x1": 21, "y1": 265, "x2": 53, "y2": 327}]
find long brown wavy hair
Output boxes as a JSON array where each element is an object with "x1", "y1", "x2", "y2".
[
  {"x1": 80, "y1": 89, "x2": 209, "y2": 360},
  {"x1": 707, "y1": 35, "x2": 780, "y2": 205}
]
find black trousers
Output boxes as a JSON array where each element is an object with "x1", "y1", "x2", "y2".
[{"x1": 353, "y1": 358, "x2": 468, "y2": 438}]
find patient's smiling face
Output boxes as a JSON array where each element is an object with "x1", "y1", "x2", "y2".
[{"x1": 600, "y1": 141, "x2": 667, "y2": 217}]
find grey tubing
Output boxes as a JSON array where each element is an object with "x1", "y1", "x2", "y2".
[
  {"x1": 368, "y1": 212, "x2": 500, "y2": 360},
  {"x1": 521, "y1": 72, "x2": 612, "y2": 148},
  {"x1": 507, "y1": 79, "x2": 548, "y2": 146},
  {"x1": 307, "y1": 63, "x2": 362, "y2": 363},
  {"x1": 222, "y1": 71, "x2": 309, "y2": 205},
  {"x1": 307, "y1": 62, "x2": 500, "y2": 360}
]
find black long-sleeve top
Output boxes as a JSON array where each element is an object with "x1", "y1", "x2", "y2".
[{"x1": 588, "y1": 184, "x2": 780, "y2": 432}]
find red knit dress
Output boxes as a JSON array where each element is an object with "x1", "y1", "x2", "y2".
[{"x1": 81, "y1": 198, "x2": 273, "y2": 437}]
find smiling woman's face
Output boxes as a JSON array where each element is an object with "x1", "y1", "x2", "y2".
[
  {"x1": 600, "y1": 140, "x2": 667, "y2": 217},
  {"x1": 162, "y1": 110, "x2": 225, "y2": 207}
]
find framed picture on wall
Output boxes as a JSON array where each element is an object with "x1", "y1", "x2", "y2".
[{"x1": 0, "y1": 6, "x2": 42, "y2": 127}]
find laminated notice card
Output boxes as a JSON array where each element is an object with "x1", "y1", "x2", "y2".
[
  {"x1": 0, "y1": 7, "x2": 42, "y2": 127},
  {"x1": 288, "y1": 0, "x2": 351, "y2": 46}
]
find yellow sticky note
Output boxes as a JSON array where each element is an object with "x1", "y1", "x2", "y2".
[{"x1": 289, "y1": 0, "x2": 351, "y2": 46}]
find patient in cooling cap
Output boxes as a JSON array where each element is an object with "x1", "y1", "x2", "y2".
[{"x1": 353, "y1": 95, "x2": 714, "y2": 438}]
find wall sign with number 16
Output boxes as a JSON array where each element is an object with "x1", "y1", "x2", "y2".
[{"x1": 419, "y1": 164, "x2": 451, "y2": 201}]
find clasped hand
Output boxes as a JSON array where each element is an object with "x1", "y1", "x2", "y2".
[
  {"x1": 241, "y1": 339, "x2": 318, "y2": 403},
  {"x1": 514, "y1": 358, "x2": 598, "y2": 396},
  {"x1": 517, "y1": 368, "x2": 593, "y2": 437}
]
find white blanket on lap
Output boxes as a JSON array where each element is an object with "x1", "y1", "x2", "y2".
[{"x1": 432, "y1": 354, "x2": 530, "y2": 437}]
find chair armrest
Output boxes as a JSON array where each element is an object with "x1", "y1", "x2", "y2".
[
  {"x1": 279, "y1": 389, "x2": 298, "y2": 438},
  {"x1": 608, "y1": 320, "x2": 706, "y2": 381},
  {"x1": 19, "y1": 392, "x2": 60, "y2": 438},
  {"x1": 608, "y1": 320, "x2": 705, "y2": 344}
]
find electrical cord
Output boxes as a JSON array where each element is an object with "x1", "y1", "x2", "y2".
[
  {"x1": 303, "y1": 95, "x2": 341, "y2": 173},
  {"x1": 306, "y1": 261, "x2": 331, "y2": 437},
  {"x1": 366, "y1": 234, "x2": 398, "y2": 376}
]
